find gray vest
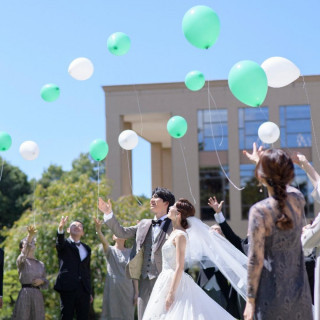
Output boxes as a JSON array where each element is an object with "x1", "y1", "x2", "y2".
[{"x1": 141, "y1": 226, "x2": 159, "y2": 279}]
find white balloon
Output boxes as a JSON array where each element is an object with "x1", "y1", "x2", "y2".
[
  {"x1": 118, "y1": 130, "x2": 139, "y2": 150},
  {"x1": 261, "y1": 57, "x2": 300, "y2": 88},
  {"x1": 68, "y1": 57, "x2": 94, "y2": 80},
  {"x1": 19, "y1": 141, "x2": 40, "y2": 160},
  {"x1": 258, "y1": 122, "x2": 280, "y2": 144}
]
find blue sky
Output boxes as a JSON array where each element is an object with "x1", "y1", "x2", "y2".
[{"x1": 0, "y1": 0, "x2": 320, "y2": 198}]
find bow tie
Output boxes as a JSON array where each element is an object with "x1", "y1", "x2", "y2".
[
  {"x1": 152, "y1": 218, "x2": 168, "y2": 226},
  {"x1": 75, "y1": 242, "x2": 81, "y2": 247}
]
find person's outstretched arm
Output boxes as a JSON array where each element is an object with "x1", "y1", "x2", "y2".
[
  {"x1": 94, "y1": 217, "x2": 109, "y2": 252},
  {"x1": 56, "y1": 216, "x2": 68, "y2": 252},
  {"x1": 208, "y1": 196, "x2": 244, "y2": 252},
  {"x1": 291, "y1": 152, "x2": 320, "y2": 205},
  {"x1": 98, "y1": 198, "x2": 137, "y2": 239},
  {"x1": 17, "y1": 225, "x2": 37, "y2": 267},
  {"x1": 165, "y1": 233, "x2": 187, "y2": 311}
]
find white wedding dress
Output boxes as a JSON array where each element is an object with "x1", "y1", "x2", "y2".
[{"x1": 143, "y1": 230, "x2": 235, "y2": 320}]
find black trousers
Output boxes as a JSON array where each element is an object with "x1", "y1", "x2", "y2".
[{"x1": 59, "y1": 284, "x2": 90, "y2": 320}]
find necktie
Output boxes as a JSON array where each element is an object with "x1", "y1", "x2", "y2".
[{"x1": 75, "y1": 242, "x2": 81, "y2": 247}]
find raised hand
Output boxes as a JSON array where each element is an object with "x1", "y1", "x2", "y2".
[
  {"x1": 27, "y1": 225, "x2": 37, "y2": 238},
  {"x1": 98, "y1": 198, "x2": 112, "y2": 215},
  {"x1": 208, "y1": 196, "x2": 224, "y2": 213},
  {"x1": 243, "y1": 142, "x2": 264, "y2": 164},
  {"x1": 93, "y1": 217, "x2": 103, "y2": 233},
  {"x1": 291, "y1": 151, "x2": 307, "y2": 166},
  {"x1": 58, "y1": 216, "x2": 69, "y2": 232}
]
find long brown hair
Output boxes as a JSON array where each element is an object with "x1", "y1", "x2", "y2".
[
  {"x1": 255, "y1": 149, "x2": 295, "y2": 230},
  {"x1": 175, "y1": 198, "x2": 195, "y2": 229}
]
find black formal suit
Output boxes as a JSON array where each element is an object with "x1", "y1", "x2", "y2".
[
  {"x1": 0, "y1": 248, "x2": 4, "y2": 297},
  {"x1": 197, "y1": 267, "x2": 241, "y2": 318},
  {"x1": 219, "y1": 220, "x2": 249, "y2": 255},
  {"x1": 54, "y1": 233, "x2": 91, "y2": 320},
  {"x1": 218, "y1": 219, "x2": 248, "y2": 320}
]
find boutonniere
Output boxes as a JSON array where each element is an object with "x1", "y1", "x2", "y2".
[{"x1": 165, "y1": 233, "x2": 169, "y2": 240}]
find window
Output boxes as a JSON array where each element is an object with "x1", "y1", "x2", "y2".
[
  {"x1": 292, "y1": 165, "x2": 314, "y2": 218},
  {"x1": 240, "y1": 164, "x2": 314, "y2": 219},
  {"x1": 280, "y1": 105, "x2": 311, "y2": 147},
  {"x1": 198, "y1": 109, "x2": 228, "y2": 151},
  {"x1": 199, "y1": 167, "x2": 229, "y2": 220},
  {"x1": 238, "y1": 107, "x2": 269, "y2": 150},
  {"x1": 240, "y1": 164, "x2": 267, "y2": 219}
]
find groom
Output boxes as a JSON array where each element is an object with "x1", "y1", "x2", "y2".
[{"x1": 98, "y1": 187, "x2": 175, "y2": 320}]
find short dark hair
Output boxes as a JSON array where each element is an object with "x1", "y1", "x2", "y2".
[{"x1": 152, "y1": 187, "x2": 175, "y2": 213}]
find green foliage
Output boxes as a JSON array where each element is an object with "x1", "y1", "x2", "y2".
[
  {"x1": 0, "y1": 157, "x2": 32, "y2": 232},
  {"x1": 1, "y1": 270, "x2": 20, "y2": 320},
  {"x1": 1, "y1": 153, "x2": 151, "y2": 319}
]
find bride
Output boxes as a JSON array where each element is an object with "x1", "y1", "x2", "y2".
[{"x1": 143, "y1": 198, "x2": 247, "y2": 320}]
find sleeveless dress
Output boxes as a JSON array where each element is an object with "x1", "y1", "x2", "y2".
[
  {"x1": 247, "y1": 188, "x2": 313, "y2": 320},
  {"x1": 142, "y1": 230, "x2": 235, "y2": 320}
]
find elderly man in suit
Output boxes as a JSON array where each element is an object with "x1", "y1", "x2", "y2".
[
  {"x1": 54, "y1": 217, "x2": 92, "y2": 320},
  {"x1": 0, "y1": 248, "x2": 3, "y2": 309},
  {"x1": 98, "y1": 187, "x2": 175, "y2": 320}
]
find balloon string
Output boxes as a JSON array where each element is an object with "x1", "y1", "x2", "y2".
[
  {"x1": 133, "y1": 86, "x2": 144, "y2": 137},
  {"x1": 207, "y1": 81, "x2": 244, "y2": 191},
  {"x1": 126, "y1": 150, "x2": 142, "y2": 205},
  {"x1": 178, "y1": 139, "x2": 196, "y2": 205},
  {"x1": 32, "y1": 179, "x2": 37, "y2": 227},
  {"x1": 96, "y1": 161, "x2": 100, "y2": 217},
  {"x1": 302, "y1": 76, "x2": 320, "y2": 162},
  {"x1": 0, "y1": 158, "x2": 4, "y2": 182},
  {"x1": 207, "y1": 86, "x2": 224, "y2": 147}
]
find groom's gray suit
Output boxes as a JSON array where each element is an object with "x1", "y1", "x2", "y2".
[{"x1": 105, "y1": 214, "x2": 172, "y2": 319}]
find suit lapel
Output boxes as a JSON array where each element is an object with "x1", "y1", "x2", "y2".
[
  {"x1": 67, "y1": 238, "x2": 81, "y2": 259},
  {"x1": 153, "y1": 219, "x2": 172, "y2": 252},
  {"x1": 137, "y1": 220, "x2": 152, "y2": 249}
]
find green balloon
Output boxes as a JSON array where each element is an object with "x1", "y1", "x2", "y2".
[
  {"x1": 90, "y1": 139, "x2": 109, "y2": 161},
  {"x1": 182, "y1": 6, "x2": 220, "y2": 49},
  {"x1": 107, "y1": 32, "x2": 131, "y2": 56},
  {"x1": 167, "y1": 116, "x2": 188, "y2": 139},
  {"x1": 228, "y1": 60, "x2": 268, "y2": 107},
  {"x1": 41, "y1": 84, "x2": 60, "y2": 102},
  {"x1": 185, "y1": 71, "x2": 205, "y2": 91},
  {"x1": 0, "y1": 131, "x2": 12, "y2": 151}
]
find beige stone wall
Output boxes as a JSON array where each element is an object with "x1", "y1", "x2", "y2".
[{"x1": 103, "y1": 76, "x2": 320, "y2": 237}]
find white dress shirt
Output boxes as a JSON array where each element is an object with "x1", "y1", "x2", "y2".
[{"x1": 57, "y1": 229, "x2": 87, "y2": 261}]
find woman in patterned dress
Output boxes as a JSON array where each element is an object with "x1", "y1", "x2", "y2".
[
  {"x1": 244, "y1": 149, "x2": 313, "y2": 320},
  {"x1": 12, "y1": 225, "x2": 48, "y2": 320}
]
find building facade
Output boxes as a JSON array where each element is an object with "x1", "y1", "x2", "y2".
[{"x1": 103, "y1": 75, "x2": 320, "y2": 236}]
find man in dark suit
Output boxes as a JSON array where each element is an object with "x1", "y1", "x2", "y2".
[
  {"x1": 98, "y1": 187, "x2": 175, "y2": 320},
  {"x1": 54, "y1": 217, "x2": 92, "y2": 320},
  {"x1": 0, "y1": 248, "x2": 3, "y2": 309}
]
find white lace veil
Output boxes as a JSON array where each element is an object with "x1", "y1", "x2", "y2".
[{"x1": 185, "y1": 216, "x2": 248, "y2": 299}]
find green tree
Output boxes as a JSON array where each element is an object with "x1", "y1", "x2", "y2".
[
  {"x1": 1, "y1": 154, "x2": 151, "y2": 320},
  {"x1": 37, "y1": 165, "x2": 65, "y2": 188},
  {"x1": 0, "y1": 157, "x2": 32, "y2": 232}
]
